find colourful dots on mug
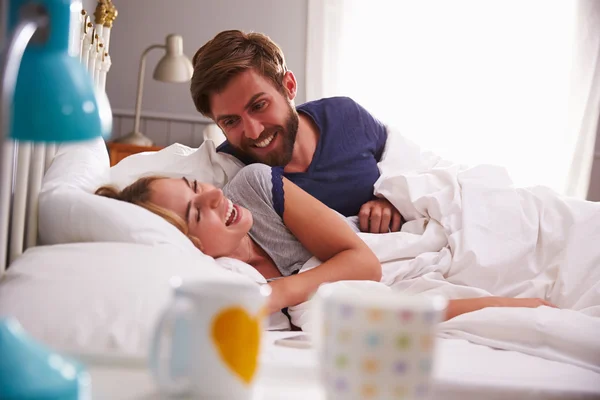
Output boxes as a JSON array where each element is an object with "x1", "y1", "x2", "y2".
[
  {"x1": 423, "y1": 311, "x2": 436, "y2": 324},
  {"x1": 399, "y1": 310, "x2": 413, "y2": 322},
  {"x1": 393, "y1": 361, "x2": 408, "y2": 375},
  {"x1": 367, "y1": 308, "x2": 384, "y2": 322},
  {"x1": 420, "y1": 335, "x2": 433, "y2": 350},
  {"x1": 340, "y1": 304, "x2": 354, "y2": 318},
  {"x1": 338, "y1": 329, "x2": 352, "y2": 343},
  {"x1": 415, "y1": 384, "x2": 429, "y2": 397},
  {"x1": 361, "y1": 384, "x2": 378, "y2": 398},
  {"x1": 335, "y1": 354, "x2": 349, "y2": 369},
  {"x1": 362, "y1": 358, "x2": 379, "y2": 373},
  {"x1": 365, "y1": 333, "x2": 380, "y2": 348},
  {"x1": 322, "y1": 370, "x2": 330, "y2": 384},
  {"x1": 420, "y1": 358, "x2": 432, "y2": 374},
  {"x1": 334, "y1": 377, "x2": 348, "y2": 392},
  {"x1": 393, "y1": 385, "x2": 408, "y2": 398},
  {"x1": 396, "y1": 334, "x2": 411, "y2": 350}
]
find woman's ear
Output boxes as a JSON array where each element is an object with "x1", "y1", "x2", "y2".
[{"x1": 189, "y1": 235, "x2": 204, "y2": 252}]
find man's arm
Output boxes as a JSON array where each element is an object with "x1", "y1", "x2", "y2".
[{"x1": 348, "y1": 100, "x2": 403, "y2": 233}]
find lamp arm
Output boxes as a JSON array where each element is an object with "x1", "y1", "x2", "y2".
[
  {"x1": 133, "y1": 44, "x2": 165, "y2": 134},
  {"x1": 0, "y1": 12, "x2": 47, "y2": 274},
  {"x1": 1, "y1": 15, "x2": 47, "y2": 144}
]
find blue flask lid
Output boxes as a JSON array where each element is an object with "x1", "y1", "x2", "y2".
[{"x1": 0, "y1": 317, "x2": 91, "y2": 400}]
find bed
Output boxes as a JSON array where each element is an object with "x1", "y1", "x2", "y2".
[{"x1": 0, "y1": 1, "x2": 599, "y2": 399}]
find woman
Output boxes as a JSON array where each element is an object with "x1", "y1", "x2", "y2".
[{"x1": 96, "y1": 164, "x2": 555, "y2": 317}]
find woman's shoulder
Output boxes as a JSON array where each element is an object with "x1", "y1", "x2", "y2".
[
  {"x1": 223, "y1": 164, "x2": 280, "y2": 206},
  {"x1": 228, "y1": 163, "x2": 275, "y2": 189},
  {"x1": 237, "y1": 163, "x2": 273, "y2": 179}
]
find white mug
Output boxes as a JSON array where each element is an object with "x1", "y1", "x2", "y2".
[
  {"x1": 149, "y1": 277, "x2": 270, "y2": 399},
  {"x1": 313, "y1": 283, "x2": 448, "y2": 400}
]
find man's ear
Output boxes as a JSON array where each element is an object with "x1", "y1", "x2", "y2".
[{"x1": 282, "y1": 71, "x2": 297, "y2": 101}]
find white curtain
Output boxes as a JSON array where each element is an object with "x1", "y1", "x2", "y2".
[{"x1": 306, "y1": 0, "x2": 600, "y2": 198}]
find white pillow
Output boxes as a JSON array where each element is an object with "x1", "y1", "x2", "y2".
[
  {"x1": 108, "y1": 139, "x2": 242, "y2": 190},
  {"x1": 41, "y1": 137, "x2": 110, "y2": 193},
  {"x1": 38, "y1": 138, "x2": 242, "y2": 255},
  {"x1": 0, "y1": 242, "x2": 254, "y2": 357}
]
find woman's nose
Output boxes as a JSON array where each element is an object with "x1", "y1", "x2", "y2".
[{"x1": 197, "y1": 187, "x2": 223, "y2": 208}]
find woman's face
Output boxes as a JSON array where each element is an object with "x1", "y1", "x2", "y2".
[{"x1": 149, "y1": 177, "x2": 252, "y2": 257}]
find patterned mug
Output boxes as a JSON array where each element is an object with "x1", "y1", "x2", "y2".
[
  {"x1": 149, "y1": 277, "x2": 270, "y2": 399},
  {"x1": 313, "y1": 283, "x2": 448, "y2": 400}
]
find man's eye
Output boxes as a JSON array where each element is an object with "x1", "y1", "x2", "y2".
[
  {"x1": 223, "y1": 118, "x2": 237, "y2": 127},
  {"x1": 252, "y1": 101, "x2": 266, "y2": 112},
  {"x1": 194, "y1": 180, "x2": 198, "y2": 193},
  {"x1": 196, "y1": 207, "x2": 201, "y2": 223}
]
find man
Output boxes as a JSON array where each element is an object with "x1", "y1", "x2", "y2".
[{"x1": 190, "y1": 30, "x2": 402, "y2": 233}]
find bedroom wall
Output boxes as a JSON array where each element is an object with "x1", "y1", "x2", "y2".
[{"x1": 101, "y1": 0, "x2": 308, "y2": 147}]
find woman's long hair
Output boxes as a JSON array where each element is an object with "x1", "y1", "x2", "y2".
[{"x1": 95, "y1": 176, "x2": 202, "y2": 249}]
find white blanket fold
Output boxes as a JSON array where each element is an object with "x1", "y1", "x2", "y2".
[{"x1": 289, "y1": 126, "x2": 600, "y2": 373}]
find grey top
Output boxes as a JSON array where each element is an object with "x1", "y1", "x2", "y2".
[{"x1": 222, "y1": 164, "x2": 313, "y2": 277}]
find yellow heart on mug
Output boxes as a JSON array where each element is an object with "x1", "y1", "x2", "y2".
[{"x1": 211, "y1": 306, "x2": 262, "y2": 384}]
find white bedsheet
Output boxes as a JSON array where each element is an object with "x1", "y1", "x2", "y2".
[
  {"x1": 104, "y1": 128, "x2": 600, "y2": 374},
  {"x1": 85, "y1": 332, "x2": 600, "y2": 400},
  {"x1": 288, "y1": 126, "x2": 600, "y2": 373}
]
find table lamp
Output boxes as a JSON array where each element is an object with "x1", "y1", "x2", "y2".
[
  {"x1": 113, "y1": 34, "x2": 193, "y2": 146},
  {"x1": 1, "y1": 0, "x2": 112, "y2": 143},
  {"x1": 1, "y1": 0, "x2": 112, "y2": 270}
]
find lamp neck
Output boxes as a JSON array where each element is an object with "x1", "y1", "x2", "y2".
[
  {"x1": 1, "y1": 14, "x2": 45, "y2": 143},
  {"x1": 165, "y1": 34, "x2": 184, "y2": 56},
  {"x1": 0, "y1": 13, "x2": 44, "y2": 274},
  {"x1": 133, "y1": 44, "x2": 164, "y2": 134},
  {"x1": 9, "y1": 0, "x2": 67, "y2": 52}
]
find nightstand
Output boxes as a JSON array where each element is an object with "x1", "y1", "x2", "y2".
[{"x1": 106, "y1": 142, "x2": 164, "y2": 167}]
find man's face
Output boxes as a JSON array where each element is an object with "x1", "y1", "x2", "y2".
[{"x1": 209, "y1": 69, "x2": 299, "y2": 166}]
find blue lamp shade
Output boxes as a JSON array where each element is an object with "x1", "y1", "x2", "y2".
[
  {"x1": 8, "y1": 0, "x2": 112, "y2": 142},
  {"x1": 0, "y1": 317, "x2": 91, "y2": 400}
]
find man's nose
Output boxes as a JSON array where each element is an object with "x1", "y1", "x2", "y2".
[{"x1": 243, "y1": 117, "x2": 264, "y2": 140}]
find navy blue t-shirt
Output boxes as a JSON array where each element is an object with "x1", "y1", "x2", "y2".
[{"x1": 217, "y1": 97, "x2": 387, "y2": 217}]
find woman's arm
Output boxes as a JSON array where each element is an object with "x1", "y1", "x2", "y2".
[
  {"x1": 267, "y1": 177, "x2": 381, "y2": 313},
  {"x1": 446, "y1": 297, "x2": 557, "y2": 320}
]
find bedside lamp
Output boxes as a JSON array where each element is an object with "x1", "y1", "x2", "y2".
[
  {"x1": 1, "y1": 0, "x2": 112, "y2": 142},
  {"x1": 113, "y1": 34, "x2": 193, "y2": 146},
  {"x1": 1, "y1": 0, "x2": 112, "y2": 272}
]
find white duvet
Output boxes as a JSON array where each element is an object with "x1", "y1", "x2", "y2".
[
  {"x1": 111, "y1": 129, "x2": 600, "y2": 373},
  {"x1": 282, "y1": 126, "x2": 600, "y2": 373}
]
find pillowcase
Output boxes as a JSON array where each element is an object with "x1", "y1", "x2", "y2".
[
  {"x1": 38, "y1": 137, "x2": 242, "y2": 256},
  {"x1": 41, "y1": 137, "x2": 110, "y2": 193},
  {"x1": 108, "y1": 139, "x2": 242, "y2": 190},
  {"x1": 32, "y1": 140, "x2": 291, "y2": 343},
  {"x1": 0, "y1": 242, "x2": 253, "y2": 357}
]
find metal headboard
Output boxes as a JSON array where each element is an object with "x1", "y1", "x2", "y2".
[{"x1": 0, "y1": 0, "x2": 118, "y2": 275}]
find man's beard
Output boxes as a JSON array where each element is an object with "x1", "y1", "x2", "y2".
[{"x1": 238, "y1": 103, "x2": 299, "y2": 167}]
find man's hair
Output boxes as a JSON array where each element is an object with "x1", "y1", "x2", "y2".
[{"x1": 190, "y1": 30, "x2": 288, "y2": 118}]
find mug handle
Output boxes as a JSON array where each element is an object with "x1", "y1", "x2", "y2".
[{"x1": 149, "y1": 297, "x2": 195, "y2": 395}]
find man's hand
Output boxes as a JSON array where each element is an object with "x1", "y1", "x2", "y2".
[{"x1": 358, "y1": 198, "x2": 403, "y2": 233}]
